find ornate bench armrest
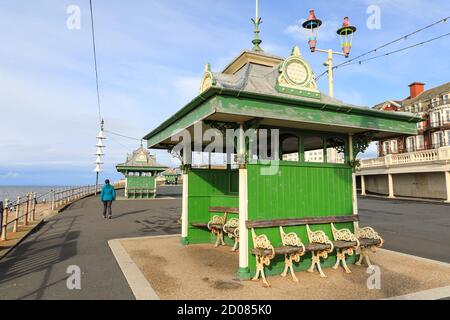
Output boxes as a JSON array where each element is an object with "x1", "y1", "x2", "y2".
[
  {"x1": 223, "y1": 218, "x2": 239, "y2": 237},
  {"x1": 306, "y1": 225, "x2": 334, "y2": 253},
  {"x1": 279, "y1": 226, "x2": 306, "y2": 254},
  {"x1": 331, "y1": 223, "x2": 359, "y2": 246},
  {"x1": 356, "y1": 226, "x2": 384, "y2": 246},
  {"x1": 207, "y1": 214, "x2": 227, "y2": 230},
  {"x1": 251, "y1": 228, "x2": 275, "y2": 259}
]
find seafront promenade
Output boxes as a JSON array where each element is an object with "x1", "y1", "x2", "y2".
[
  {"x1": 0, "y1": 186, "x2": 449, "y2": 299},
  {"x1": 0, "y1": 186, "x2": 181, "y2": 300}
]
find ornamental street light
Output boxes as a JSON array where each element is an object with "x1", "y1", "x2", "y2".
[{"x1": 302, "y1": 10, "x2": 357, "y2": 97}]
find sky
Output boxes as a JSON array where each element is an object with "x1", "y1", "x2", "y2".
[{"x1": 0, "y1": 0, "x2": 449, "y2": 186}]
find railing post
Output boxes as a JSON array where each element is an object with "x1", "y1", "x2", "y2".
[
  {"x1": 31, "y1": 193, "x2": 37, "y2": 221},
  {"x1": 1, "y1": 199, "x2": 9, "y2": 241},
  {"x1": 51, "y1": 190, "x2": 55, "y2": 211},
  {"x1": 24, "y1": 193, "x2": 30, "y2": 226},
  {"x1": 385, "y1": 154, "x2": 392, "y2": 167},
  {"x1": 13, "y1": 196, "x2": 20, "y2": 233}
]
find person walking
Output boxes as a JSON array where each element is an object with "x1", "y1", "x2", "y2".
[{"x1": 100, "y1": 179, "x2": 116, "y2": 219}]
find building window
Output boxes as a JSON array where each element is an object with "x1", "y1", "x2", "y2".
[
  {"x1": 414, "y1": 102, "x2": 421, "y2": 113},
  {"x1": 404, "y1": 106, "x2": 410, "y2": 113},
  {"x1": 417, "y1": 121, "x2": 425, "y2": 130},
  {"x1": 431, "y1": 111, "x2": 441, "y2": 127},
  {"x1": 382, "y1": 141, "x2": 390, "y2": 155},
  {"x1": 431, "y1": 97, "x2": 439, "y2": 108},
  {"x1": 444, "y1": 130, "x2": 450, "y2": 146},
  {"x1": 406, "y1": 137, "x2": 415, "y2": 153},
  {"x1": 416, "y1": 135, "x2": 424, "y2": 150},
  {"x1": 432, "y1": 131, "x2": 444, "y2": 149},
  {"x1": 443, "y1": 94, "x2": 449, "y2": 105},
  {"x1": 444, "y1": 109, "x2": 450, "y2": 124},
  {"x1": 304, "y1": 136, "x2": 324, "y2": 163},
  {"x1": 390, "y1": 140, "x2": 398, "y2": 154}
]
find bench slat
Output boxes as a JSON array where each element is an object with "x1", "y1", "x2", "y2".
[
  {"x1": 191, "y1": 223, "x2": 209, "y2": 228},
  {"x1": 246, "y1": 215, "x2": 359, "y2": 229}
]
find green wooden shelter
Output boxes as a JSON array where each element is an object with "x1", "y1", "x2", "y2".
[
  {"x1": 162, "y1": 168, "x2": 182, "y2": 185},
  {"x1": 116, "y1": 146, "x2": 167, "y2": 199},
  {"x1": 143, "y1": 47, "x2": 421, "y2": 280}
]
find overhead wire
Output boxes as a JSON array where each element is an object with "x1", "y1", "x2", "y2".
[
  {"x1": 315, "y1": 16, "x2": 450, "y2": 81},
  {"x1": 89, "y1": 0, "x2": 102, "y2": 123}
]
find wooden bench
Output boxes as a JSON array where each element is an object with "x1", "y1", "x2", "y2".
[
  {"x1": 247, "y1": 215, "x2": 383, "y2": 287},
  {"x1": 191, "y1": 207, "x2": 239, "y2": 249}
]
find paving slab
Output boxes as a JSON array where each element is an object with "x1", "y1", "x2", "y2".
[{"x1": 119, "y1": 235, "x2": 450, "y2": 300}]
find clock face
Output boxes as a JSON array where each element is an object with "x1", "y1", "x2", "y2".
[
  {"x1": 286, "y1": 61, "x2": 309, "y2": 85},
  {"x1": 136, "y1": 153, "x2": 147, "y2": 162}
]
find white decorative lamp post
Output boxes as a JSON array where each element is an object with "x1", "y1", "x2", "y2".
[{"x1": 94, "y1": 119, "x2": 106, "y2": 194}]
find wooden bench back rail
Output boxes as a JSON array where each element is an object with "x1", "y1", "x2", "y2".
[
  {"x1": 208, "y1": 207, "x2": 239, "y2": 214},
  {"x1": 246, "y1": 215, "x2": 359, "y2": 229}
]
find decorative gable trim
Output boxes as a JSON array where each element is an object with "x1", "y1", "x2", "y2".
[{"x1": 276, "y1": 46, "x2": 321, "y2": 100}]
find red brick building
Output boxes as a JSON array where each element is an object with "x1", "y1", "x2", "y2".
[{"x1": 375, "y1": 82, "x2": 450, "y2": 156}]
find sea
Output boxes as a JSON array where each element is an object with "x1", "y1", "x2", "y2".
[{"x1": 0, "y1": 186, "x2": 72, "y2": 202}]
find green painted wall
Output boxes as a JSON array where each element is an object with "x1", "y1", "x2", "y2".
[
  {"x1": 246, "y1": 162, "x2": 355, "y2": 276},
  {"x1": 126, "y1": 176, "x2": 156, "y2": 199},
  {"x1": 188, "y1": 169, "x2": 239, "y2": 245}
]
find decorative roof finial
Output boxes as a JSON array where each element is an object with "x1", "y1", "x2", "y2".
[{"x1": 251, "y1": 0, "x2": 263, "y2": 52}]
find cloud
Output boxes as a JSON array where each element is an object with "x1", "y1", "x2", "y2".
[{"x1": 0, "y1": 172, "x2": 20, "y2": 180}]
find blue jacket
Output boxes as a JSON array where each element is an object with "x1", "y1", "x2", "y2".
[{"x1": 100, "y1": 184, "x2": 116, "y2": 202}]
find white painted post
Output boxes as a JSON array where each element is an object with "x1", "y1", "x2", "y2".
[
  {"x1": 51, "y1": 190, "x2": 55, "y2": 211},
  {"x1": 349, "y1": 135, "x2": 359, "y2": 218},
  {"x1": 445, "y1": 171, "x2": 450, "y2": 203},
  {"x1": 13, "y1": 196, "x2": 20, "y2": 233},
  {"x1": 1, "y1": 199, "x2": 9, "y2": 241},
  {"x1": 31, "y1": 193, "x2": 37, "y2": 221},
  {"x1": 238, "y1": 123, "x2": 250, "y2": 278},
  {"x1": 181, "y1": 148, "x2": 192, "y2": 245},
  {"x1": 24, "y1": 193, "x2": 30, "y2": 226},
  {"x1": 388, "y1": 174, "x2": 395, "y2": 198},
  {"x1": 361, "y1": 175, "x2": 366, "y2": 196}
]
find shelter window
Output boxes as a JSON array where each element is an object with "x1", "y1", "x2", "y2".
[
  {"x1": 325, "y1": 137, "x2": 345, "y2": 164},
  {"x1": 303, "y1": 136, "x2": 324, "y2": 163},
  {"x1": 280, "y1": 135, "x2": 299, "y2": 162}
]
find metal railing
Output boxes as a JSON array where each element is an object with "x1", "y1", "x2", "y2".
[{"x1": 1, "y1": 181, "x2": 124, "y2": 241}]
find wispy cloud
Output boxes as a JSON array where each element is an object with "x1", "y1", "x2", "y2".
[{"x1": 0, "y1": 172, "x2": 20, "y2": 180}]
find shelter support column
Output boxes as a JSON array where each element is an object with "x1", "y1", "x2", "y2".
[
  {"x1": 361, "y1": 175, "x2": 366, "y2": 196},
  {"x1": 181, "y1": 150, "x2": 192, "y2": 245},
  {"x1": 349, "y1": 134, "x2": 359, "y2": 228},
  {"x1": 388, "y1": 174, "x2": 395, "y2": 198},
  {"x1": 445, "y1": 171, "x2": 450, "y2": 203},
  {"x1": 238, "y1": 124, "x2": 251, "y2": 279}
]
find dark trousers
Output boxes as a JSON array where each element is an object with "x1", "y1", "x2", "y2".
[{"x1": 103, "y1": 201, "x2": 112, "y2": 217}]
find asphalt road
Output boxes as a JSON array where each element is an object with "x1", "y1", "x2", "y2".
[
  {"x1": 358, "y1": 196, "x2": 450, "y2": 263},
  {"x1": 0, "y1": 186, "x2": 449, "y2": 300},
  {"x1": 0, "y1": 186, "x2": 181, "y2": 300}
]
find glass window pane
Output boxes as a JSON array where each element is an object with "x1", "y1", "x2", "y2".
[
  {"x1": 281, "y1": 135, "x2": 299, "y2": 162},
  {"x1": 326, "y1": 137, "x2": 345, "y2": 164},
  {"x1": 304, "y1": 136, "x2": 324, "y2": 163}
]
